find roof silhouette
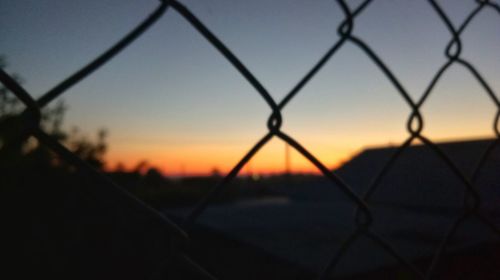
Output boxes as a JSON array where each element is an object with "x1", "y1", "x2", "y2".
[{"x1": 336, "y1": 138, "x2": 500, "y2": 211}]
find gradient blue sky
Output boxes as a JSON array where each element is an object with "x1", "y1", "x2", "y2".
[{"x1": 1, "y1": 0, "x2": 499, "y2": 175}]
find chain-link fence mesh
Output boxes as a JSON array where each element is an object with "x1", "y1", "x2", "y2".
[{"x1": 2, "y1": 0, "x2": 500, "y2": 279}]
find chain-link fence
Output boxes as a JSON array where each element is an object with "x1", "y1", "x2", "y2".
[{"x1": 2, "y1": 0, "x2": 500, "y2": 279}]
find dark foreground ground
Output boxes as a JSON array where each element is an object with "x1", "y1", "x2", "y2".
[
  {"x1": 185, "y1": 223, "x2": 500, "y2": 280},
  {"x1": 5, "y1": 168, "x2": 500, "y2": 279},
  {"x1": 166, "y1": 198, "x2": 500, "y2": 280},
  {"x1": 5, "y1": 184, "x2": 500, "y2": 280}
]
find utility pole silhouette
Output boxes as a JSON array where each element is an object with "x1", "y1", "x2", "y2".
[
  {"x1": 246, "y1": 160, "x2": 253, "y2": 178},
  {"x1": 180, "y1": 164, "x2": 185, "y2": 178},
  {"x1": 285, "y1": 142, "x2": 291, "y2": 176}
]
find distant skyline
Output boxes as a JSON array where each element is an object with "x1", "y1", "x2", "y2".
[{"x1": 1, "y1": 0, "x2": 499, "y2": 175}]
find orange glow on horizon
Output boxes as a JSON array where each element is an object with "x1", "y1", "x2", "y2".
[
  {"x1": 103, "y1": 132, "x2": 496, "y2": 177},
  {"x1": 104, "y1": 137, "x2": 360, "y2": 177}
]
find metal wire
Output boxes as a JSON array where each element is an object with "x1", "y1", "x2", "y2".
[{"x1": 1, "y1": 0, "x2": 499, "y2": 279}]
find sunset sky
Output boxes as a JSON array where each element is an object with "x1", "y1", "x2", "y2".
[{"x1": 1, "y1": 0, "x2": 499, "y2": 176}]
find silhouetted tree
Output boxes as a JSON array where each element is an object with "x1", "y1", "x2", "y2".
[
  {"x1": 0, "y1": 56, "x2": 107, "y2": 170},
  {"x1": 66, "y1": 126, "x2": 108, "y2": 170},
  {"x1": 211, "y1": 167, "x2": 222, "y2": 178},
  {"x1": 133, "y1": 160, "x2": 149, "y2": 174},
  {"x1": 144, "y1": 167, "x2": 168, "y2": 188}
]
